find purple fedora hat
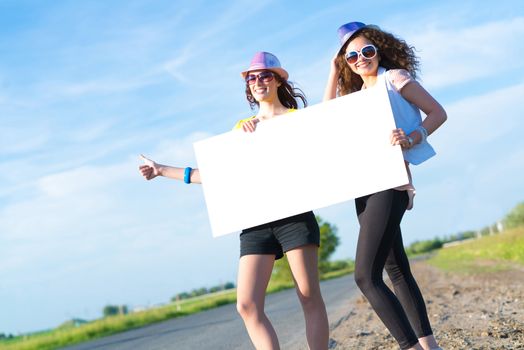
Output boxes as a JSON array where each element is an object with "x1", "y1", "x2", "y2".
[
  {"x1": 337, "y1": 21, "x2": 367, "y2": 53},
  {"x1": 240, "y1": 51, "x2": 289, "y2": 80}
]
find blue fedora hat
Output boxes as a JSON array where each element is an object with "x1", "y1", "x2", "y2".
[{"x1": 337, "y1": 21, "x2": 367, "y2": 53}]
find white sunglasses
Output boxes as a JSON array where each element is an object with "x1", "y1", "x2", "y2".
[{"x1": 345, "y1": 44, "x2": 378, "y2": 64}]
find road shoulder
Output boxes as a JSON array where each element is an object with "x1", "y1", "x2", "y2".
[{"x1": 328, "y1": 260, "x2": 524, "y2": 349}]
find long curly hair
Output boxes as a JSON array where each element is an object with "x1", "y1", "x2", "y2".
[
  {"x1": 336, "y1": 27, "x2": 420, "y2": 96},
  {"x1": 245, "y1": 72, "x2": 308, "y2": 110}
]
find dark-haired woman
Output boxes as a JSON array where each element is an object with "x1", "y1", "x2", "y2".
[
  {"x1": 323, "y1": 22, "x2": 446, "y2": 350},
  {"x1": 140, "y1": 52, "x2": 329, "y2": 350}
]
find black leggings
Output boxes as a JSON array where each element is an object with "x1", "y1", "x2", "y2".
[{"x1": 354, "y1": 189, "x2": 433, "y2": 349}]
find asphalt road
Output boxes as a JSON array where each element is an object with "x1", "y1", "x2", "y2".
[{"x1": 61, "y1": 273, "x2": 358, "y2": 350}]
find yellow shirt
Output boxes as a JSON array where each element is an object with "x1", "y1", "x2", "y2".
[{"x1": 232, "y1": 109, "x2": 296, "y2": 130}]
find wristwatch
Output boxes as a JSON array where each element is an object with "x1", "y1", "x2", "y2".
[{"x1": 407, "y1": 136, "x2": 414, "y2": 148}]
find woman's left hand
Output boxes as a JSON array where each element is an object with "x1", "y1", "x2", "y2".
[
  {"x1": 391, "y1": 128, "x2": 411, "y2": 149},
  {"x1": 242, "y1": 118, "x2": 260, "y2": 133}
]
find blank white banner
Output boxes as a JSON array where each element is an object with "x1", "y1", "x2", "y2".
[{"x1": 193, "y1": 82, "x2": 408, "y2": 237}]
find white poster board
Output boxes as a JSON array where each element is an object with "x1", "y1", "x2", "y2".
[{"x1": 193, "y1": 82, "x2": 408, "y2": 237}]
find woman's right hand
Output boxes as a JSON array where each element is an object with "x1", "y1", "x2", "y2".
[
  {"x1": 139, "y1": 154, "x2": 161, "y2": 180},
  {"x1": 329, "y1": 52, "x2": 340, "y2": 75},
  {"x1": 323, "y1": 51, "x2": 341, "y2": 102},
  {"x1": 390, "y1": 128, "x2": 412, "y2": 149}
]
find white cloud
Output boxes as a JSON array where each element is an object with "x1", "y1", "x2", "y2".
[
  {"x1": 147, "y1": 131, "x2": 212, "y2": 164},
  {"x1": 4, "y1": 0, "x2": 524, "y2": 335},
  {"x1": 42, "y1": 75, "x2": 158, "y2": 98},
  {"x1": 431, "y1": 81, "x2": 524, "y2": 157},
  {"x1": 399, "y1": 80, "x2": 524, "y2": 240},
  {"x1": 163, "y1": 51, "x2": 193, "y2": 82},
  {"x1": 407, "y1": 17, "x2": 524, "y2": 89},
  {"x1": 0, "y1": 131, "x2": 211, "y2": 269},
  {"x1": 1, "y1": 129, "x2": 208, "y2": 231},
  {"x1": 410, "y1": 142, "x2": 524, "y2": 236},
  {"x1": 159, "y1": 0, "x2": 274, "y2": 85},
  {"x1": 67, "y1": 119, "x2": 116, "y2": 142},
  {"x1": 37, "y1": 164, "x2": 128, "y2": 198},
  {"x1": 0, "y1": 128, "x2": 239, "y2": 333}
]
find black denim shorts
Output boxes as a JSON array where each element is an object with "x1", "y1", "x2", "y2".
[{"x1": 239, "y1": 211, "x2": 320, "y2": 260}]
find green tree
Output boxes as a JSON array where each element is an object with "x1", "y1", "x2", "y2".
[
  {"x1": 503, "y1": 202, "x2": 524, "y2": 229},
  {"x1": 272, "y1": 215, "x2": 341, "y2": 280},
  {"x1": 120, "y1": 305, "x2": 128, "y2": 315},
  {"x1": 209, "y1": 286, "x2": 221, "y2": 293},
  {"x1": 459, "y1": 230, "x2": 476, "y2": 240},
  {"x1": 405, "y1": 238, "x2": 443, "y2": 255},
  {"x1": 190, "y1": 287, "x2": 208, "y2": 297},
  {"x1": 103, "y1": 305, "x2": 118, "y2": 317},
  {"x1": 317, "y1": 216, "x2": 340, "y2": 272},
  {"x1": 272, "y1": 256, "x2": 292, "y2": 282},
  {"x1": 103, "y1": 305, "x2": 128, "y2": 317},
  {"x1": 480, "y1": 226, "x2": 491, "y2": 236}
]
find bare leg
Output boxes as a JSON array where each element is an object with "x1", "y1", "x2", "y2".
[
  {"x1": 236, "y1": 254, "x2": 280, "y2": 350},
  {"x1": 286, "y1": 245, "x2": 329, "y2": 350}
]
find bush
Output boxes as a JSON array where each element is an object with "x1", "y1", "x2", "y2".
[
  {"x1": 406, "y1": 238, "x2": 443, "y2": 255},
  {"x1": 503, "y1": 202, "x2": 524, "y2": 229},
  {"x1": 103, "y1": 305, "x2": 127, "y2": 317}
]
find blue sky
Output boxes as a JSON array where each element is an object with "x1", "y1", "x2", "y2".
[{"x1": 1, "y1": 0, "x2": 523, "y2": 335}]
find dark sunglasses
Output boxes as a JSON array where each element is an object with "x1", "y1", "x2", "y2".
[
  {"x1": 245, "y1": 71, "x2": 275, "y2": 85},
  {"x1": 345, "y1": 44, "x2": 377, "y2": 64}
]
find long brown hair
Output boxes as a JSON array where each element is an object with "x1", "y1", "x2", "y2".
[
  {"x1": 336, "y1": 27, "x2": 420, "y2": 96},
  {"x1": 245, "y1": 72, "x2": 308, "y2": 110}
]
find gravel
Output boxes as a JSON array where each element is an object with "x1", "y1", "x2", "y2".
[{"x1": 327, "y1": 261, "x2": 524, "y2": 349}]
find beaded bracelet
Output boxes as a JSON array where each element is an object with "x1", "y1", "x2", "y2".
[
  {"x1": 183, "y1": 167, "x2": 192, "y2": 184},
  {"x1": 416, "y1": 125, "x2": 428, "y2": 142}
]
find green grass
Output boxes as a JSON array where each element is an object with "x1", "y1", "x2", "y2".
[
  {"x1": 428, "y1": 227, "x2": 524, "y2": 273},
  {"x1": 265, "y1": 265, "x2": 355, "y2": 294},
  {"x1": 12, "y1": 227, "x2": 521, "y2": 350},
  {"x1": 0, "y1": 290, "x2": 236, "y2": 350},
  {"x1": 320, "y1": 266, "x2": 355, "y2": 280},
  {"x1": 1, "y1": 265, "x2": 355, "y2": 350}
]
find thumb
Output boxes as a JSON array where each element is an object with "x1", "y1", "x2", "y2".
[{"x1": 139, "y1": 154, "x2": 152, "y2": 164}]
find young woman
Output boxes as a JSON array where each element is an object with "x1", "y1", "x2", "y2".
[
  {"x1": 323, "y1": 22, "x2": 447, "y2": 350},
  {"x1": 140, "y1": 52, "x2": 329, "y2": 350}
]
